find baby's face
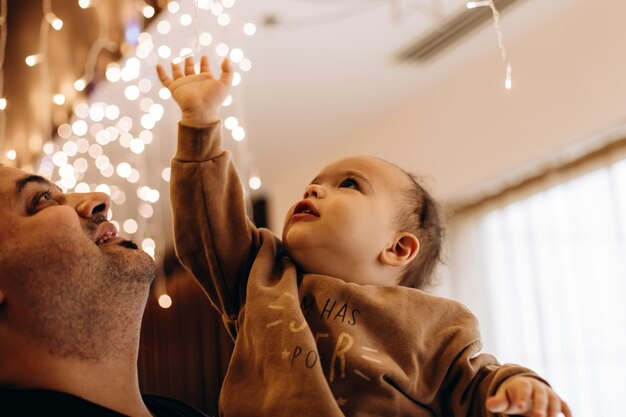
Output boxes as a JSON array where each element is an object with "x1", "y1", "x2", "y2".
[{"x1": 282, "y1": 156, "x2": 411, "y2": 286}]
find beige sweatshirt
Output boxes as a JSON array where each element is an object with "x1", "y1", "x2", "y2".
[{"x1": 171, "y1": 123, "x2": 540, "y2": 417}]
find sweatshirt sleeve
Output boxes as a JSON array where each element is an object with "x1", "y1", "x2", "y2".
[
  {"x1": 426, "y1": 302, "x2": 546, "y2": 416},
  {"x1": 170, "y1": 122, "x2": 262, "y2": 334}
]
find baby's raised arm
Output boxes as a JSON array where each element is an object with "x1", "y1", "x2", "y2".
[{"x1": 157, "y1": 56, "x2": 261, "y2": 334}]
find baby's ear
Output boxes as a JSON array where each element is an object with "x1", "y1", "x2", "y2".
[{"x1": 379, "y1": 232, "x2": 419, "y2": 267}]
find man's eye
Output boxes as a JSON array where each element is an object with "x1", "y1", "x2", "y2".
[
  {"x1": 38, "y1": 190, "x2": 53, "y2": 203},
  {"x1": 339, "y1": 177, "x2": 359, "y2": 189},
  {"x1": 29, "y1": 190, "x2": 57, "y2": 214}
]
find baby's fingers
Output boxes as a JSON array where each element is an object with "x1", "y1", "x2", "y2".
[
  {"x1": 219, "y1": 57, "x2": 233, "y2": 86},
  {"x1": 531, "y1": 384, "x2": 549, "y2": 417},
  {"x1": 506, "y1": 378, "x2": 533, "y2": 413},
  {"x1": 184, "y1": 55, "x2": 196, "y2": 76},
  {"x1": 171, "y1": 60, "x2": 183, "y2": 80},
  {"x1": 155, "y1": 64, "x2": 172, "y2": 88},
  {"x1": 548, "y1": 396, "x2": 572, "y2": 417},
  {"x1": 485, "y1": 394, "x2": 509, "y2": 413},
  {"x1": 486, "y1": 377, "x2": 534, "y2": 414}
]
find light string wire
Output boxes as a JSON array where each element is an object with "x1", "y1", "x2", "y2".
[
  {"x1": 0, "y1": 0, "x2": 7, "y2": 150},
  {"x1": 76, "y1": 3, "x2": 118, "y2": 90},
  {"x1": 40, "y1": 0, "x2": 53, "y2": 145},
  {"x1": 193, "y1": 0, "x2": 200, "y2": 52},
  {"x1": 467, "y1": 0, "x2": 512, "y2": 89}
]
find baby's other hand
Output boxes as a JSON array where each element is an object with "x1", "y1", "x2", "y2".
[
  {"x1": 485, "y1": 376, "x2": 572, "y2": 417},
  {"x1": 156, "y1": 55, "x2": 233, "y2": 128}
]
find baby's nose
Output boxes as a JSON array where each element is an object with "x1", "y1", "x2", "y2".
[{"x1": 304, "y1": 184, "x2": 324, "y2": 199}]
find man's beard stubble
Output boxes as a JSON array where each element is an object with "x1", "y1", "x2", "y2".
[{"x1": 10, "y1": 213, "x2": 157, "y2": 360}]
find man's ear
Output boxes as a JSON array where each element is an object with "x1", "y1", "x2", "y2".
[{"x1": 379, "y1": 232, "x2": 419, "y2": 268}]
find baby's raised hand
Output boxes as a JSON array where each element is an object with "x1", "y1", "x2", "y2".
[
  {"x1": 485, "y1": 376, "x2": 572, "y2": 417},
  {"x1": 156, "y1": 55, "x2": 233, "y2": 127}
]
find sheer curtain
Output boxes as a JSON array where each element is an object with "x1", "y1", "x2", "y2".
[{"x1": 444, "y1": 156, "x2": 626, "y2": 416}]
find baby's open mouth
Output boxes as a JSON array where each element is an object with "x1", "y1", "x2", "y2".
[{"x1": 293, "y1": 200, "x2": 319, "y2": 217}]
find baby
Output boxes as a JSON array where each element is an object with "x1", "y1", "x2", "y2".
[{"x1": 157, "y1": 56, "x2": 571, "y2": 417}]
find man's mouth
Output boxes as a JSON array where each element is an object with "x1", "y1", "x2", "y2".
[
  {"x1": 94, "y1": 222, "x2": 118, "y2": 245},
  {"x1": 93, "y1": 221, "x2": 140, "y2": 249}
]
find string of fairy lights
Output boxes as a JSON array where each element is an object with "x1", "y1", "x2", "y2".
[
  {"x1": 0, "y1": 0, "x2": 6, "y2": 147},
  {"x1": 30, "y1": 0, "x2": 255, "y2": 264},
  {"x1": 467, "y1": 0, "x2": 511, "y2": 89}
]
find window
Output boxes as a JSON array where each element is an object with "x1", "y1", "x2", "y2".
[{"x1": 444, "y1": 150, "x2": 626, "y2": 416}]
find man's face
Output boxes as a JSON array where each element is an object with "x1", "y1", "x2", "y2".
[
  {"x1": 282, "y1": 156, "x2": 410, "y2": 285},
  {"x1": 0, "y1": 165, "x2": 156, "y2": 358}
]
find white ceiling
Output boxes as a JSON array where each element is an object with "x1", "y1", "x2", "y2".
[{"x1": 236, "y1": 0, "x2": 487, "y2": 184}]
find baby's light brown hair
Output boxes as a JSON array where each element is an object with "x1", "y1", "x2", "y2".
[{"x1": 394, "y1": 169, "x2": 445, "y2": 289}]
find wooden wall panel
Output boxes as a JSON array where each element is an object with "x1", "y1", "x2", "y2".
[{"x1": 138, "y1": 265, "x2": 234, "y2": 416}]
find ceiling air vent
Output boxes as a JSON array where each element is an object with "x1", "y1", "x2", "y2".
[{"x1": 397, "y1": 0, "x2": 523, "y2": 62}]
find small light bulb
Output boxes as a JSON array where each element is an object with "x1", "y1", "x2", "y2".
[
  {"x1": 57, "y1": 123, "x2": 72, "y2": 139},
  {"x1": 157, "y1": 20, "x2": 171, "y2": 34},
  {"x1": 158, "y1": 294, "x2": 172, "y2": 309},
  {"x1": 167, "y1": 1, "x2": 180, "y2": 13},
  {"x1": 505, "y1": 63, "x2": 512, "y2": 90},
  {"x1": 180, "y1": 14, "x2": 192, "y2": 26},
  {"x1": 116, "y1": 162, "x2": 132, "y2": 178},
  {"x1": 229, "y1": 48, "x2": 244, "y2": 63},
  {"x1": 0, "y1": 98, "x2": 6, "y2": 110},
  {"x1": 6, "y1": 149, "x2": 16, "y2": 160},
  {"x1": 74, "y1": 78, "x2": 87, "y2": 91},
  {"x1": 217, "y1": 13, "x2": 230, "y2": 26},
  {"x1": 197, "y1": 0, "x2": 211, "y2": 10},
  {"x1": 158, "y1": 87, "x2": 171, "y2": 100},
  {"x1": 25, "y1": 53, "x2": 43, "y2": 67},
  {"x1": 239, "y1": 59, "x2": 252, "y2": 72},
  {"x1": 224, "y1": 116, "x2": 238, "y2": 130},
  {"x1": 199, "y1": 32, "x2": 213, "y2": 46},
  {"x1": 243, "y1": 22, "x2": 256, "y2": 36},
  {"x1": 161, "y1": 167, "x2": 171, "y2": 182},
  {"x1": 216, "y1": 43, "x2": 229, "y2": 57},
  {"x1": 142, "y1": 5, "x2": 155, "y2": 18},
  {"x1": 249, "y1": 176, "x2": 261, "y2": 190},
  {"x1": 78, "y1": 0, "x2": 91, "y2": 9},
  {"x1": 52, "y1": 18, "x2": 63, "y2": 30},
  {"x1": 106, "y1": 64, "x2": 121, "y2": 82},
  {"x1": 46, "y1": 13, "x2": 63, "y2": 30},
  {"x1": 232, "y1": 126, "x2": 245, "y2": 141},
  {"x1": 53, "y1": 93, "x2": 66, "y2": 105},
  {"x1": 123, "y1": 219, "x2": 138, "y2": 234}
]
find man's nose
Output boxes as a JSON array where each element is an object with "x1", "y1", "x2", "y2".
[
  {"x1": 303, "y1": 184, "x2": 325, "y2": 199},
  {"x1": 67, "y1": 192, "x2": 111, "y2": 218}
]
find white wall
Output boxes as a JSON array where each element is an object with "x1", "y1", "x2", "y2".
[{"x1": 265, "y1": 0, "x2": 626, "y2": 232}]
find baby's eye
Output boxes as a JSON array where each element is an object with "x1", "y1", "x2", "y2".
[{"x1": 339, "y1": 177, "x2": 359, "y2": 189}]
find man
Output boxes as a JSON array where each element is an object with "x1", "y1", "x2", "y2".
[{"x1": 0, "y1": 164, "x2": 206, "y2": 416}]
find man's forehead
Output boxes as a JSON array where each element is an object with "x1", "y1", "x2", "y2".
[
  {"x1": 0, "y1": 166, "x2": 55, "y2": 197},
  {"x1": 0, "y1": 165, "x2": 24, "y2": 190}
]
